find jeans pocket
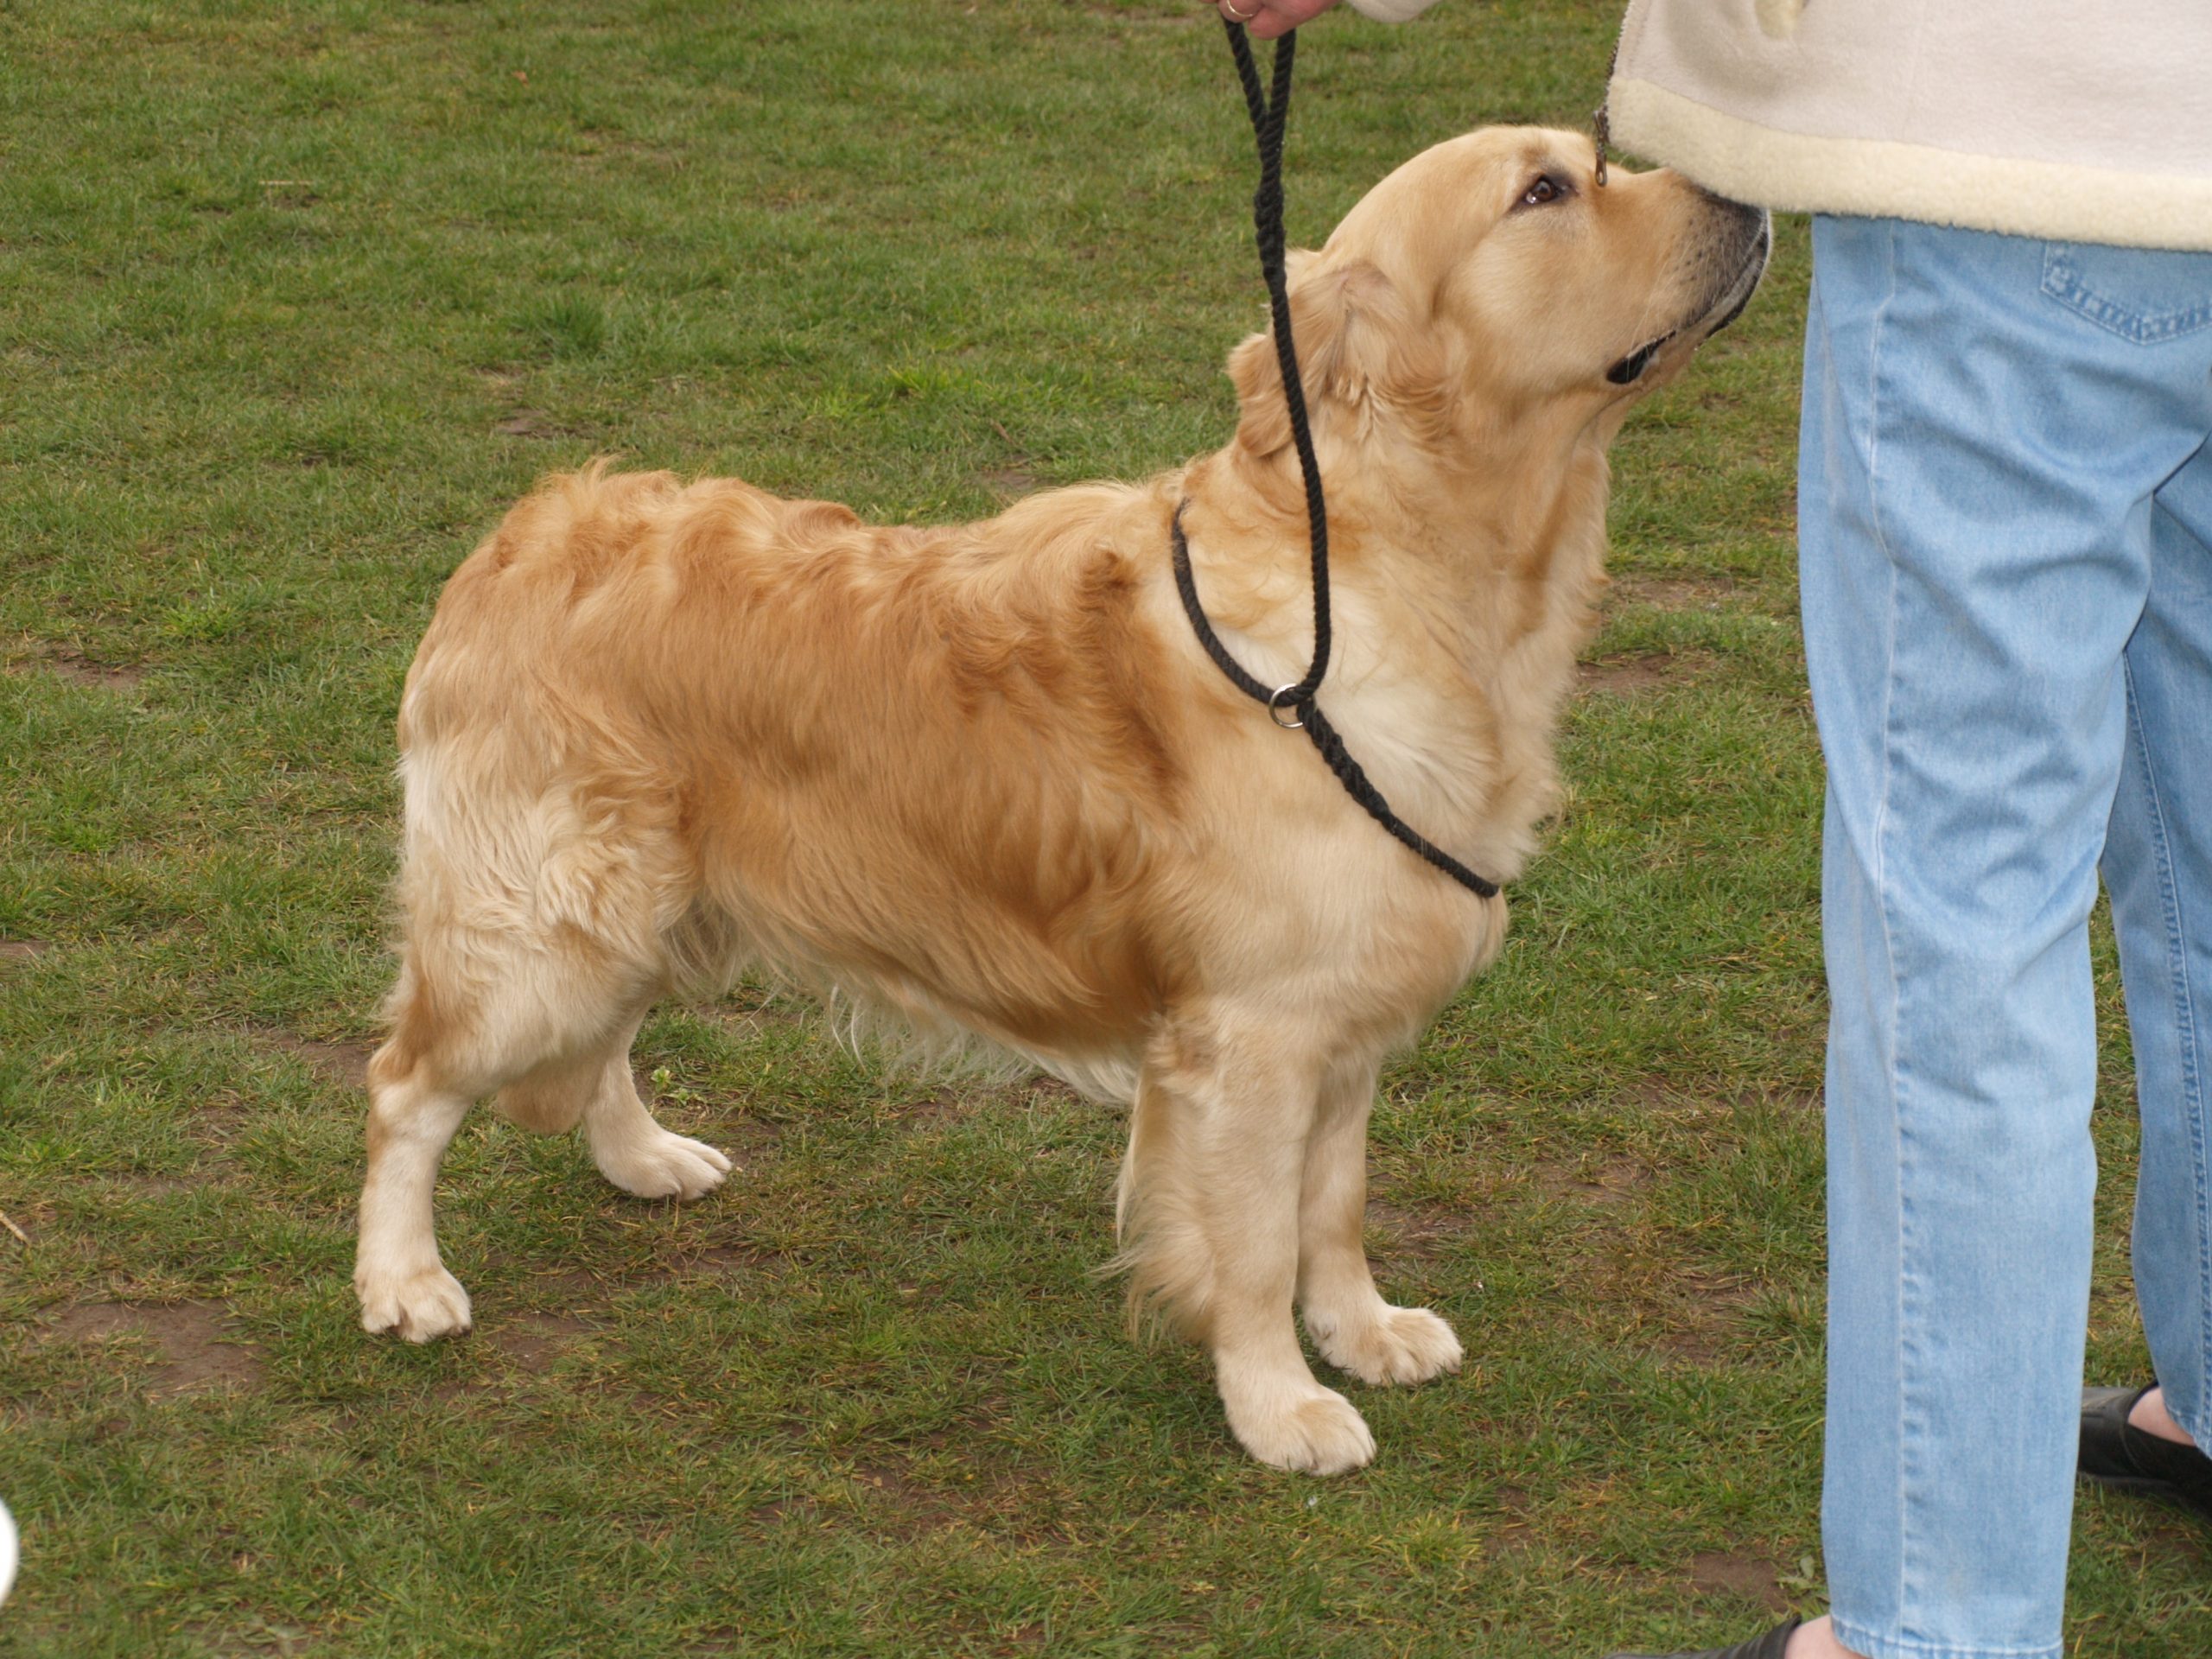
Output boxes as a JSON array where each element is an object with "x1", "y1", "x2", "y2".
[{"x1": 2042, "y1": 243, "x2": 2212, "y2": 345}]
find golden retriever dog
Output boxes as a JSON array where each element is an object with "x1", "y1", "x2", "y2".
[{"x1": 355, "y1": 127, "x2": 1768, "y2": 1473}]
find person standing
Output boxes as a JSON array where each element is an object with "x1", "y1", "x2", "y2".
[
  {"x1": 1600, "y1": 6, "x2": 2212, "y2": 1657},
  {"x1": 1208, "y1": 3, "x2": 2212, "y2": 1658}
]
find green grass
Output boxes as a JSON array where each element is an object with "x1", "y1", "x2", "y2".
[{"x1": 0, "y1": 1, "x2": 2201, "y2": 1654}]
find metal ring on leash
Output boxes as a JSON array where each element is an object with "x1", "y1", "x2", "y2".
[{"x1": 1267, "y1": 685, "x2": 1307, "y2": 728}]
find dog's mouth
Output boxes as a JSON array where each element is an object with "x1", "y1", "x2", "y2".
[
  {"x1": 1605, "y1": 331, "x2": 1675, "y2": 386},
  {"x1": 1697, "y1": 215, "x2": 1773, "y2": 340},
  {"x1": 1604, "y1": 211, "x2": 1773, "y2": 388}
]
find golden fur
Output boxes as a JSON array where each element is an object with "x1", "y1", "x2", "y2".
[{"x1": 354, "y1": 128, "x2": 1768, "y2": 1472}]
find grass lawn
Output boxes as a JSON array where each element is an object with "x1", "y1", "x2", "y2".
[{"x1": 0, "y1": 1, "x2": 2202, "y2": 1654}]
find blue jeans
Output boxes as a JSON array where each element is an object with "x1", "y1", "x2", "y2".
[{"x1": 1800, "y1": 217, "x2": 2212, "y2": 1659}]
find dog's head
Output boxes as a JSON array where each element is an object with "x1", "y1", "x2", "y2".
[{"x1": 1229, "y1": 127, "x2": 1770, "y2": 461}]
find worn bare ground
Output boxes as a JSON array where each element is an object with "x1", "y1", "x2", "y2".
[
  {"x1": 493, "y1": 408, "x2": 575, "y2": 439},
  {"x1": 432, "y1": 1306, "x2": 599, "y2": 1402},
  {"x1": 1539, "y1": 1154, "x2": 1655, "y2": 1211},
  {"x1": 29, "y1": 647, "x2": 148, "y2": 690},
  {"x1": 176, "y1": 1616, "x2": 321, "y2": 1657},
  {"x1": 1655, "y1": 1268, "x2": 1764, "y2": 1364},
  {"x1": 1605, "y1": 573, "x2": 1742, "y2": 613},
  {"x1": 48, "y1": 1300, "x2": 264, "y2": 1394},
  {"x1": 252, "y1": 1027, "x2": 377, "y2": 1088},
  {"x1": 846, "y1": 1447, "x2": 1054, "y2": 1548},
  {"x1": 978, "y1": 464, "x2": 1039, "y2": 499},
  {"x1": 1365, "y1": 1195, "x2": 1472, "y2": 1263},
  {"x1": 486, "y1": 1310, "x2": 596, "y2": 1369},
  {"x1": 1688, "y1": 1548, "x2": 1790, "y2": 1614},
  {"x1": 1579, "y1": 648, "x2": 1718, "y2": 694}
]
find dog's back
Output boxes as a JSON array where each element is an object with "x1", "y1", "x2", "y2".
[{"x1": 389, "y1": 464, "x2": 1202, "y2": 1093}]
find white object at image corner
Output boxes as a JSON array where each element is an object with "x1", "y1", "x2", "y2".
[{"x1": 0, "y1": 1496, "x2": 16, "y2": 1607}]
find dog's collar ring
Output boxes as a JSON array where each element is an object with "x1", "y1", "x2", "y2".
[{"x1": 1267, "y1": 684, "x2": 1309, "y2": 729}]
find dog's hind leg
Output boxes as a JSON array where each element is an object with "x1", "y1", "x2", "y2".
[
  {"x1": 359, "y1": 997, "x2": 729, "y2": 1342},
  {"x1": 499, "y1": 1018, "x2": 731, "y2": 1199},
  {"x1": 1121, "y1": 1013, "x2": 1376, "y2": 1474},
  {"x1": 579, "y1": 1042, "x2": 732, "y2": 1201},
  {"x1": 355, "y1": 945, "x2": 586, "y2": 1343},
  {"x1": 357, "y1": 725, "x2": 728, "y2": 1339},
  {"x1": 1294, "y1": 1058, "x2": 1463, "y2": 1387},
  {"x1": 356, "y1": 1021, "x2": 478, "y2": 1343},
  {"x1": 355, "y1": 910, "x2": 677, "y2": 1340}
]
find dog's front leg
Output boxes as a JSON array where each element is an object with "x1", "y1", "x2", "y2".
[
  {"x1": 1295, "y1": 1058, "x2": 1463, "y2": 1386},
  {"x1": 1122, "y1": 1018, "x2": 1376, "y2": 1475}
]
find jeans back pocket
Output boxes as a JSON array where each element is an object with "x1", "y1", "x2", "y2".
[{"x1": 2042, "y1": 243, "x2": 2212, "y2": 346}]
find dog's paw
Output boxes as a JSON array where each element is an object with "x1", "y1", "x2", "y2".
[
  {"x1": 1224, "y1": 1380, "x2": 1378, "y2": 1475},
  {"x1": 594, "y1": 1128, "x2": 733, "y2": 1202},
  {"x1": 1309, "y1": 1303, "x2": 1464, "y2": 1387},
  {"x1": 357, "y1": 1263, "x2": 474, "y2": 1343}
]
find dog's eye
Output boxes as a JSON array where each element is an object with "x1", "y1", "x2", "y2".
[{"x1": 1516, "y1": 175, "x2": 1573, "y2": 210}]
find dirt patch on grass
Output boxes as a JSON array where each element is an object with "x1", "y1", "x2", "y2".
[
  {"x1": 849, "y1": 1453, "x2": 1051, "y2": 1546},
  {"x1": 54, "y1": 649, "x2": 146, "y2": 690},
  {"x1": 652, "y1": 1238, "x2": 784, "y2": 1287},
  {"x1": 884, "y1": 1071, "x2": 1071, "y2": 1126},
  {"x1": 1478, "y1": 1482, "x2": 1540, "y2": 1556},
  {"x1": 432, "y1": 1307, "x2": 598, "y2": 1402},
  {"x1": 254, "y1": 1028, "x2": 376, "y2": 1088},
  {"x1": 746, "y1": 1487, "x2": 821, "y2": 1528},
  {"x1": 1688, "y1": 1548, "x2": 1790, "y2": 1614},
  {"x1": 0, "y1": 938, "x2": 52, "y2": 963},
  {"x1": 457, "y1": 1272, "x2": 602, "y2": 1370},
  {"x1": 1364, "y1": 1196, "x2": 1470, "y2": 1262},
  {"x1": 493, "y1": 408, "x2": 567, "y2": 438},
  {"x1": 488, "y1": 1310, "x2": 594, "y2": 1369},
  {"x1": 883, "y1": 1089, "x2": 976, "y2": 1125},
  {"x1": 1517, "y1": 1153, "x2": 1653, "y2": 1212},
  {"x1": 979, "y1": 465, "x2": 1039, "y2": 499},
  {"x1": 1656, "y1": 1269, "x2": 1761, "y2": 1364},
  {"x1": 1579, "y1": 649, "x2": 1716, "y2": 695},
  {"x1": 177, "y1": 1616, "x2": 321, "y2": 1656},
  {"x1": 21, "y1": 648, "x2": 146, "y2": 691},
  {"x1": 1606, "y1": 573, "x2": 1740, "y2": 613},
  {"x1": 1567, "y1": 1155, "x2": 1652, "y2": 1208},
  {"x1": 50, "y1": 1300, "x2": 264, "y2": 1395}
]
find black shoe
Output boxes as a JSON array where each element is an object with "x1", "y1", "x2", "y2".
[
  {"x1": 1605, "y1": 1616, "x2": 1800, "y2": 1659},
  {"x1": 2079, "y1": 1384, "x2": 2212, "y2": 1522}
]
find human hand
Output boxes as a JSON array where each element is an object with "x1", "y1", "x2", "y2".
[{"x1": 1213, "y1": 0, "x2": 1344, "y2": 41}]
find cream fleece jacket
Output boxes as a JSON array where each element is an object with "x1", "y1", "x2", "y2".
[
  {"x1": 1607, "y1": 0, "x2": 2212, "y2": 251},
  {"x1": 1345, "y1": 0, "x2": 1436, "y2": 19},
  {"x1": 1351, "y1": 0, "x2": 2212, "y2": 251}
]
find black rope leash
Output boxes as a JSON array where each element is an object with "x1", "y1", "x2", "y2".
[
  {"x1": 1173, "y1": 19, "x2": 1501, "y2": 902},
  {"x1": 1224, "y1": 22, "x2": 1331, "y2": 710}
]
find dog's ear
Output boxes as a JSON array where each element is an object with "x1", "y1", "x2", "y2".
[{"x1": 1228, "y1": 254, "x2": 1443, "y2": 456}]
